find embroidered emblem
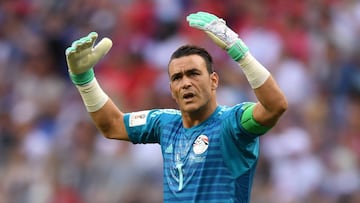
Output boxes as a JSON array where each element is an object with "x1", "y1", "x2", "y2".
[{"x1": 193, "y1": 135, "x2": 209, "y2": 154}]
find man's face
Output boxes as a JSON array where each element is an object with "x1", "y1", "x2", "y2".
[{"x1": 169, "y1": 54, "x2": 218, "y2": 113}]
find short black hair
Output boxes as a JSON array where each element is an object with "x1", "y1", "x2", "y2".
[{"x1": 169, "y1": 45, "x2": 214, "y2": 74}]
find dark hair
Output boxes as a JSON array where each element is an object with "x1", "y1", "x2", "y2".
[{"x1": 169, "y1": 45, "x2": 214, "y2": 74}]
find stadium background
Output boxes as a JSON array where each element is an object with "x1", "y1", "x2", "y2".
[{"x1": 0, "y1": 0, "x2": 359, "y2": 202}]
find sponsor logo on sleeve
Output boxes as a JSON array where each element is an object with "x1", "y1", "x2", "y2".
[{"x1": 129, "y1": 110, "x2": 150, "y2": 127}]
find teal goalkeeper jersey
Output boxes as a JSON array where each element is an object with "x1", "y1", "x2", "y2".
[{"x1": 124, "y1": 103, "x2": 267, "y2": 203}]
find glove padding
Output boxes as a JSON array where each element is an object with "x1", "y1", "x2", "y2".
[
  {"x1": 65, "y1": 32, "x2": 112, "y2": 85},
  {"x1": 186, "y1": 11, "x2": 249, "y2": 61}
]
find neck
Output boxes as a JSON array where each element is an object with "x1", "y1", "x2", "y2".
[{"x1": 181, "y1": 101, "x2": 218, "y2": 128}]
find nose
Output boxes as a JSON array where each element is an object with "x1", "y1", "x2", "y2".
[{"x1": 181, "y1": 77, "x2": 192, "y2": 89}]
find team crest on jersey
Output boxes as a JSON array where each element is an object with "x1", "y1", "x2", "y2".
[{"x1": 193, "y1": 135, "x2": 209, "y2": 154}]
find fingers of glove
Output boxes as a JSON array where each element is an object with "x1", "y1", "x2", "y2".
[
  {"x1": 76, "y1": 33, "x2": 98, "y2": 52},
  {"x1": 197, "y1": 11, "x2": 219, "y2": 22},
  {"x1": 75, "y1": 32, "x2": 98, "y2": 53},
  {"x1": 65, "y1": 46, "x2": 75, "y2": 56},
  {"x1": 68, "y1": 37, "x2": 112, "y2": 74},
  {"x1": 186, "y1": 14, "x2": 208, "y2": 28},
  {"x1": 187, "y1": 11, "x2": 218, "y2": 28},
  {"x1": 66, "y1": 32, "x2": 98, "y2": 56},
  {"x1": 88, "y1": 31, "x2": 99, "y2": 47}
]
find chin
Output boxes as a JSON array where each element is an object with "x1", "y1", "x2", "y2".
[{"x1": 181, "y1": 103, "x2": 200, "y2": 113}]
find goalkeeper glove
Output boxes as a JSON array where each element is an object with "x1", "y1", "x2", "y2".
[
  {"x1": 66, "y1": 32, "x2": 113, "y2": 85},
  {"x1": 65, "y1": 32, "x2": 112, "y2": 112},
  {"x1": 187, "y1": 12, "x2": 271, "y2": 89},
  {"x1": 186, "y1": 11, "x2": 249, "y2": 61}
]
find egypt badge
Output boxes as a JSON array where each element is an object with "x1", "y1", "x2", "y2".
[{"x1": 193, "y1": 135, "x2": 209, "y2": 155}]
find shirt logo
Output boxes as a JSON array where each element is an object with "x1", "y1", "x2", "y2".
[
  {"x1": 165, "y1": 144, "x2": 173, "y2": 153},
  {"x1": 193, "y1": 135, "x2": 209, "y2": 155},
  {"x1": 129, "y1": 110, "x2": 150, "y2": 127}
]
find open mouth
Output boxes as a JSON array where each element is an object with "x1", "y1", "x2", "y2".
[{"x1": 183, "y1": 92, "x2": 195, "y2": 100}]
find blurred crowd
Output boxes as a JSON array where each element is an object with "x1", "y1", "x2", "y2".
[{"x1": 0, "y1": 0, "x2": 359, "y2": 202}]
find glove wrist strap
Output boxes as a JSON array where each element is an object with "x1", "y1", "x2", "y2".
[
  {"x1": 227, "y1": 39, "x2": 249, "y2": 61},
  {"x1": 70, "y1": 68, "x2": 95, "y2": 85}
]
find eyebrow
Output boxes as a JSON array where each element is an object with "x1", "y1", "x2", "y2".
[
  {"x1": 170, "y1": 72, "x2": 182, "y2": 81},
  {"x1": 170, "y1": 68, "x2": 201, "y2": 80}
]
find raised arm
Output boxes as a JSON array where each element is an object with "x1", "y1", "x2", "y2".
[
  {"x1": 65, "y1": 32, "x2": 129, "y2": 140},
  {"x1": 186, "y1": 12, "x2": 287, "y2": 127}
]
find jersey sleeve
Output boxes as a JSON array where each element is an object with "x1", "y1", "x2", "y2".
[
  {"x1": 123, "y1": 109, "x2": 163, "y2": 144},
  {"x1": 224, "y1": 102, "x2": 271, "y2": 143},
  {"x1": 220, "y1": 104, "x2": 263, "y2": 179}
]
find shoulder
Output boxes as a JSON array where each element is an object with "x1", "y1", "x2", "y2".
[
  {"x1": 217, "y1": 102, "x2": 256, "y2": 116},
  {"x1": 148, "y1": 109, "x2": 181, "y2": 118},
  {"x1": 126, "y1": 108, "x2": 181, "y2": 126},
  {"x1": 215, "y1": 103, "x2": 258, "y2": 133}
]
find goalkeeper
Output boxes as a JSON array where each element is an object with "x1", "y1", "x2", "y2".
[{"x1": 66, "y1": 11, "x2": 287, "y2": 203}]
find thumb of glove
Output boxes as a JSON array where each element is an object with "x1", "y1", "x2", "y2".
[{"x1": 93, "y1": 37, "x2": 113, "y2": 61}]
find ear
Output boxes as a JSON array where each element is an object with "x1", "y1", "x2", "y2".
[{"x1": 210, "y1": 72, "x2": 219, "y2": 90}]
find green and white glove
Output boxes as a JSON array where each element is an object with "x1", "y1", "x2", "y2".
[
  {"x1": 66, "y1": 32, "x2": 113, "y2": 85},
  {"x1": 187, "y1": 12, "x2": 271, "y2": 89},
  {"x1": 186, "y1": 11, "x2": 249, "y2": 61},
  {"x1": 65, "y1": 32, "x2": 112, "y2": 112}
]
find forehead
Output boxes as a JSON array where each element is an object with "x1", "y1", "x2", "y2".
[{"x1": 168, "y1": 55, "x2": 207, "y2": 74}]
